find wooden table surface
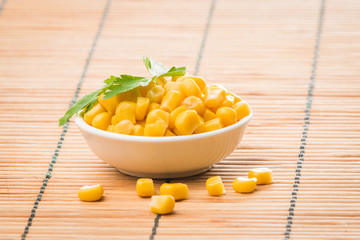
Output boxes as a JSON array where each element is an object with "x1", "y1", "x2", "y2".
[{"x1": 1, "y1": 0, "x2": 360, "y2": 239}]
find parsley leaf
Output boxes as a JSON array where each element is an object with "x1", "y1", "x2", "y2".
[
  {"x1": 143, "y1": 56, "x2": 186, "y2": 82},
  {"x1": 103, "y1": 75, "x2": 152, "y2": 99}
]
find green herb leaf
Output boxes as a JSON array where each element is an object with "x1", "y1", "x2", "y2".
[
  {"x1": 103, "y1": 75, "x2": 152, "y2": 99},
  {"x1": 143, "y1": 57, "x2": 186, "y2": 81}
]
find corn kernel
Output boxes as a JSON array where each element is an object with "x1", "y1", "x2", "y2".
[
  {"x1": 181, "y1": 96, "x2": 206, "y2": 116},
  {"x1": 148, "y1": 102, "x2": 160, "y2": 113},
  {"x1": 137, "y1": 119, "x2": 146, "y2": 127},
  {"x1": 206, "y1": 176, "x2": 225, "y2": 196},
  {"x1": 92, "y1": 112, "x2": 112, "y2": 130},
  {"x1": 165, "y1": 129, "x2": 176, "y2": 136},
  {"x1": 222, "y1": 95, "x2": 235, "y2": 108},
  {"x1": 248, "y1": 168, "x2": 272, "y2": 185},
  {"x1": 139, "y1": 81, "x2": 156, "y2": 96},
  {"x1": 146, "y1": 109, "x2": 169, "y2": 125},
  {"x1": 133, "y1": 124, "x2": 144, "y2": 136},
  {"x1": 204, "y1": 86, "x2": 226, "y2": 108},
  {"x1": 149, "y1": 195, "x2": 175, "y2": 214},
  {"x1": 194, "y1": 122, "x2": 206, "y2": 134},
  {"x1": 97, "y1": 93, "x2": 121, "y2": 114},
  {"x1": 175, "y1": 110, "x2": 201, "y2": 135},
  {"x1": 106, "y1": 125, "x2": 114, "y2": 132},
  {"x1": 232, "y1": 177, "x2": 257, "y2": 193},
  {"x1": 136, "y1": 97, "x2": 150, "y2": 121},
  {"x1": 233, "y1": 101, "x2": 251, "y2": 121},
  {"x1": 203, "y1": 108, "x2": 217, "y2": 122},
  {"x1": 136, "y1": 178, "x2": 155, "y2": 197},
  {"x1": 144, "y1": 120, "x2": 167, "y2": 136},
  {"x1": 160, "y1": 183, "x2": 189, "y2": 201},
  {"x1": 171, "y1": 75, "x2": 183, "y2": 82},
  {"x1": 164, "y1": 81, "x2": 182, "y2": 93},
  {"x1": 204, "y1": 118, "x2": 223, "y2": 132},
  {"x1": 157, "y1": 76, "x2": 168, "y2": 87},
  {"x1": 111, "y1": 115, "x2": 117, "y2": 125},
  {"x1": 115, "y1": 101, "x2": 136, "y2": 124},
  {"x1": 78, "y1": 184, "x2": 104, "y2": 202},
  {"x1": 146, "y1": 85, "x2": 165, "y2": 103},
  {"x1": 169, "y1": 106, "x2": 187, "y2": 129},
  {"x1": 114, "y1": 120, "x2": 134, "y2": 135},
  {"x1": 216, "y1": 107, "x2": 237, "y2": 127},
  {"x1": 160, "y1": 90, "x2": 184, "y2": 112},
  {"x1": 177, "y1": 76, "x2": 207, "y2": 92},
  {"x1": 179, "y1": 79, "x2": 202, "y2": 98},
  {"x1": 84, "y1": 103, "x2": 106, "y2": 126},
  {"x1": 229, "y1": 91, "x2": 242, "y2": 103}
]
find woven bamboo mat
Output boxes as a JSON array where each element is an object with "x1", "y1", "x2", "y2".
[{"x1": 1, "y1": 0, "x2": 360, "y2": 239}]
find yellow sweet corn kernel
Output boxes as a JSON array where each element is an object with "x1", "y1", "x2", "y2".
[
  {"x1": 160, "y1": 183, "x2": 189, "y2": 201},
  {"x1": 194, "y1": 122, "x2": 206, "y2": 134},
  {"x1": 144, "y1": 120, "x2": 167, "y2": 136},
  {"x1": 146, "y1": 85, "x2": 165, "y2": 103},
  {"x1": 248, "y1": 168, "x2": 273, "y2": 185},
  {"x1": 165, "y1": 129, "x2": 176, "y2": 136},
  {"x1": 203, "y1": 108, "x2": 217, "y2": 122},
  {"x1": 157, "y1": 77, "x2": 168, "y2": 87},
  {"x1": 229, "y1": 91, "x2": 242, "y2": 103},
  {"x1": 106, "y1": 125, "x2": 114, "y2": 132},
  {"x1": 169, "y1": 106, "x2": 187, "y2": 129},
  {"x1": 136, "y1": 178, "x2": 155, "y2": 197},
  {"x1": 97, "y1": 93, "x2": 121, "y2": 114},
  {"x1": 133, "y1": 124, "x2": 144, "y2": 136},
  {"x1": 179, "y1": 79, "x2": 202, "y2": 98},
  {"x1": 204, "y1": 86, "x2": 226, "y2": 108},
  {"x1": 216, "y1": 107, "x2": 237, "y2": 127},
  {"x1": 222, "y1": 95, "x2": 235, "y2": 108},
  {"x1": 177, "y1": 76, "x2": 207, "y2": 92},
  {"x1": 164, "y1": 81, "x2": 182, "y2": 94},
  {"x1": 206, "y1": 176, "x2": 225, "y2": 196},
  {"x1": 149, "y1": 195, "x2": 175, "y2": 214},
  {"x1": 181, "y1": 96, "x2": 206, "y2": 116},
  {"x1": 148, "y1": 102, "x2": 160, "y2": 113},
  {"x1": 137, "y1": 119, "x2": 146, "y2": 127},
  {"x1": 160, "y1": 90, "x2": 184, "y2": 112},
  {"x1": 136, "y1": 97, "x2": 150, "y2": 121},
  {"x1": 174, "y1": 110, "x2": 201, "y2": 135},
  {"x1": 114, "y1": 120, "x2": 134, "y2": 135},
  {"x1": 84, "y1": 103, "x2": 106, "y2": 126},
  {"x1": 204, "y1": 118, "x2": 223, "y2": 132},
  {"x1": 78, "y1": 184, "x2": 104, "y2": 202},
  {"x1": 111, "y1": 115, "x2": 117, "y2": 125},
  {"x1": 92, "y1": 112, "x2": 112, "y2": 130},
  {"x1": 233, "y1": 101, "x2": 251, "y2": 121},
  {"x1": 232, "y1": 177, "x2": 257, "y2": 193},
  {"x1": 146, "y1": 109, "x2": 170, "y2": 125},
  {"x1": 139, "y1": 81, "x2": 156, "y2": 97},
  {"x1": 115, "y1": 101, "x2": 136, "y2": 124},
  {"x1": 171, "y1": 75, "x2": 183, "y2": 81}
]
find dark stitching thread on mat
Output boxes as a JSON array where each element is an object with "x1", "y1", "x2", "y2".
[
  {"x1": 20, "y1": 0, "x2": 112, "y2": 239},
  {"x1": 284, "y1": 0, "x2": 326, "y2": 239},
  {"x1": 0, "y1": 0, "x2": 7, "y2": 15},
  {"x1": 149, "y1": 0, "x2": 216, "y2": 239}
]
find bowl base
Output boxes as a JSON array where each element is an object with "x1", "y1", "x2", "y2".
[{"x1": 117, "y1": 166, "x2": 212, "y2": 179}]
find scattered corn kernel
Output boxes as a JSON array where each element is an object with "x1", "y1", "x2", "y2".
[
  {"x1": 169, "y1": 106, "x2": 187, "y2": 129},
  {"x1": 233, "y1": 101, "x2": 251, "y2": 121},
  {"x1": 146, "y1": 109, "x2": 170, "y2": 125},
  {"x1": 144, "y1": 120, "x2": 167, "y2": 136},
  {"x1": 203, "y1": 108, "x2": 217, "y2": 122},
  {"x1": 232, "y1": 177, "x2": 257, "y2": 193},
  {"x1": 148, "y1": 102, "x2": 160, "y2": 113},
  {"x1": 194, "y1": 122, "x2": 206, "y2": 134},
  {"x1": 229, "y1": 91, "x2": 242, "y2": 103},
  {"x1": 204, "y1": 85, "x2": 226, "y2": 108},
  {"x1": 182, "y1": 96, "x2": 206, "y2": 116},
  {"x1": 149, "y1": 195, "x2": 175, "y2": 214},
  {"x1": 164, "y1": 81, "x2": 181, "y2": 93},
  {"x1": 160, "y1": 183, "x2": 189, "y2": 201},
  {"x1": 157, "y1": 76, "x2": 168, "y2": 87},
  {"x1": 204, "y1": 118, "x2": 223, "y2": 132},
  {"x1": 78, "y1": 184, "x2": 104, "y2": 202},
  {"x1": 114, "y1": 120, "x2": 134, "y2": 135},
  {"x1": 175, "y1": 110, "x2": 201, "y2": 135},
  {"x1": 216, "y1": 107, "x2": 237, "y2": 127},
  {"x1": 206, "y1": 176, "x2": 225, "y2": 196},
  {"x1": 146, "y1": 85, "x2": 165, "y2": 103},
  {"x1": 160, "y1": 90, "x2": 184, "y2": 112},
  {"x1": 139, "y1": 81, "x2": 156, "y2": 96},
  {"x1": 111, "y1": 115, "x2": 117, "y2": 125},
  {"x1": 222, "y1": 95, "x2": 235, "y2": 108},
  {"x1": 133, "y1": 124, "x2": 144, "y2": 136},
  {"x1": 136, "y1": 97, "x2": 150, "y2": 121},
  {"x1": 84, "y1": 103, "x2": 106, "y2": 125},
  {"x1": 106, "y1": 125, "x2": 114, "y2": 132},
  {"x1": 136, "y1": 178, "x2": 155, "y2": 197},
  {"x1": 177, "y1": 76, "x2": 206, "y2": 92},
  {"x1": 115, "y1": 101, "x2": 136, "y2": 124},
  {"x1": 248, "y1": 168, "x2": 273, "y2": 185},
  {"x1": 180, "y1": 79, "x2": 202, "y2": 98},
  {"x1": 165, "y1": 129, "x2": 176, "y2": 136},
  {"x1": 92, "y1": 112, "x2": 112, "y2": 130},
  {"x1": 98, "y1": 93, "x2": 121, "y2": 114}
]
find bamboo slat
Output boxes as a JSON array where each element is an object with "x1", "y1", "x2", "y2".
[{"x1": 0, "y1": 0, "x2": 359, "y2": 239}]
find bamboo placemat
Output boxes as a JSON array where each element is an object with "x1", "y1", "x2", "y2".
[{"x1": 1, "y1": 0, "x2": 360, "y2": 239}]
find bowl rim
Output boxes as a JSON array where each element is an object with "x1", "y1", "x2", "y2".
[{"x1": 75, "y1": 111, "x2": 252, "y2": 143}]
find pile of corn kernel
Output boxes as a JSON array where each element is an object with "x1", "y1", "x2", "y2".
[
  {"x1": 83, "y1": 75, "x2": 251, "y2": 136},
  {"x1": 78, "y1": 168, "x2": 273, "y2": 215}
]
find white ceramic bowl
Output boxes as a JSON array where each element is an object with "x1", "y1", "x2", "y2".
[{"x1": 75, "y1": 112, "x2": 252, "y2": 179}]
